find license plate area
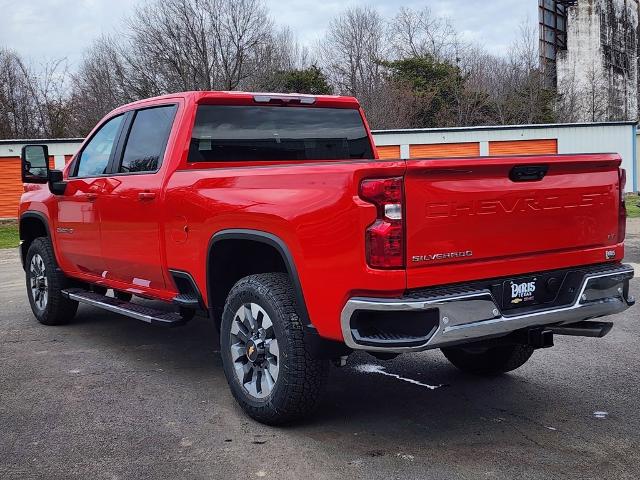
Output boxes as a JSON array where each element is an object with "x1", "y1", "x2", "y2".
[{"x1": 502, "y1": 275, "x2": 558, "y2": 310}]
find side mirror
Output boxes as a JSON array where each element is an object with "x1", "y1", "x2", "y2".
[
  {"x1": 21, "y1": 145, "x2": 50, "y2": 184},
  {"x1": 48, "y1": 169, "x2": 67, "y2": 195}
]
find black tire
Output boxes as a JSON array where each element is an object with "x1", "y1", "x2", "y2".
[
  {"x1": 441, "y1": 343, "x2": 534, "y2": 376},
  {"x1": 25, "y1": 237, "x2": 78, "y2": 326},
  {"x1": 220, "y1": 273, "x2": 329, "y2": 425}
]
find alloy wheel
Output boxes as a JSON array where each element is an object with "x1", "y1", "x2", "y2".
[
  {"x1": 29, "y1": 253, "x2": 48, "y2": 311},
  {"x1": 229, "y1": 302, "x2": 280, "y2": 399}
]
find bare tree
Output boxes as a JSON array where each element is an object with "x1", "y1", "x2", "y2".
[
  {"x1": 247, "y1": 26, "x2": 310, "y2": 90},
  {"x1": 364, "y1": 79, "x2": 422, "y2": 129},
  {"x1": 23, "y1": 58, "x2": 74, "y2": 137},
  {"x1": 3, "y1": 3, "x2": 565, "y2": 138},
  {"x1": 317, "y1": 6, "x2": 389, "y2": 122},
  {"x1": 0, "y1": 48, "x2": 38, "y2": 138},
  {"x1": 126, "y1": 0, "x2": 216, "y2": 93},
  {"x1": 208, "y1": 0, "x2": 274, "y2": 89},
  {"x1": 388, "y1": 6, "x2": 458, "y2": 61},
  {"x1": 70, "y1": 36, "x2": 137, "y2": 134},
  {"x1": 70, "y1": 0, "x2": 295, "y2": 133},
  {"x1": 467, "y1": 20, "x2": 553, "y2": 126},
  {"x1": 583, "y1": 64, "x2": 609, "y2": 122},
  {"x1": 0, "y1": 48, "x2": 73, "y2": 139}
]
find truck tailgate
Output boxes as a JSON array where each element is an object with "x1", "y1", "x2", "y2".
[{"x1": 404, "y1": 154, "x2": 623, "y2": 288}]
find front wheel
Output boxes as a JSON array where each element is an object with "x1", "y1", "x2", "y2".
[
  {"x1": 25, "y1": 237, "x2": 78, "y2": 325},
  {"x1": 220, "y1": 273, "x2": 329, "y2": 425},
  {"x1": 441, "y1": 343, "x2": 534, "y2": 376}
]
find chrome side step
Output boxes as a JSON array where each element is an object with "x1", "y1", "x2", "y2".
[{"x1": 62, "y1": 288, "x2": 186, "y2": 327}]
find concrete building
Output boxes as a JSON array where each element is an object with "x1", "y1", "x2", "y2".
[{"x1": 540, "y1": 0, "x2": 640, "y2": 122}]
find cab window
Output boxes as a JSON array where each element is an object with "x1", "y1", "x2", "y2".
[
  {"x1": 118, "y1": 105, "x2": 177, "y2": 173},
  {"x1": 74, "y1": 115, "x2": 124, "y2": 177}
]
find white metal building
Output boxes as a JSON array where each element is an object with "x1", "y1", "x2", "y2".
[{"x1": 372, "y1": 121, "x2": 638, "y2": 192}]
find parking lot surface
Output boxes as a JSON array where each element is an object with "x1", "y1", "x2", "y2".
[{"x1": 1, "y1": 229, "x2": 640, "y2": 480}]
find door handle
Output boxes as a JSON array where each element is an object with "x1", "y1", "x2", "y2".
[
  {"x1": 138, "y1": 192, "x2": 156, "y2": 201},
  {"x1": 509, "y1": 165, "x2": 548, "y2": 182},
  {"x1": 85, "y1": 192, "x2": 98, "y2": 201}
]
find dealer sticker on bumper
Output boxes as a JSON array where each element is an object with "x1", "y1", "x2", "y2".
[{"x1": 506, "y1": 278, "x2": 538, "y2": 305}]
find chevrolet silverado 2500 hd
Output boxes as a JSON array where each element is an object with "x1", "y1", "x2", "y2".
[{"x1": 18, "y1": 91, "x2": 635, "y2": 424}]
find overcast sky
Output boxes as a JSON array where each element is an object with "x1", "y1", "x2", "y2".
[{"x1": 0, "y1": 0, "x2": 538, "y2": 67}]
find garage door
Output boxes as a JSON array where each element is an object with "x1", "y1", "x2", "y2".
[
  {"x1": 489, "y1": 139, "x2": 558, "y2": 156},
  {"x1": 0, "y1": 157, "x2": 54, "y2": 218},
  {"x1": 410, "y1": 142, "x2": 480, "y2": 158},
  {"x1": 376, "y1": 145, "x2": 401, "y2": 159},
  {"x1": 0, "y1": 158, "x2": 24, "y2": 218}
]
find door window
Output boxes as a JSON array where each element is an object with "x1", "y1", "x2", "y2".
[
  {"x1": 118, "y1": 105, "x2": 177, "y2": 173},
  {"x1": 74, "y1": 114, "x2": 124, "y2": 177}
]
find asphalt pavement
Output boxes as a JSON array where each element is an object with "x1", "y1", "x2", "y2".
[{"x1": 1, "y1": 226, "x2": 639, "y2": 480}]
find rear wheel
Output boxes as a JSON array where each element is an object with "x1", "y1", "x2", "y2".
[
  {"x1": 220, "y1": 273, "x2": 329, "y2": 425},
  {"x1": 441, "y1": 343, "x2": 534, "y2": 376},
  {"x1": 25, "y1": 237, "x2": 78, "y2": 326}
]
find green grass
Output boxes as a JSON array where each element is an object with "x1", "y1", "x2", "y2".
[
  {"x1": 0, "y1": 221, "x2": 19, "y2": 249},
  {"x1": 626, "y1": 193, "x2": 640, "y2": 219}
]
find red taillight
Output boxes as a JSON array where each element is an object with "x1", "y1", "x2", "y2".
[
  {"x1": 619, "y1": 168, "x2": 627, "y2": 242},
  {"x1": 360, "y1": 177, "x2": 404, "y2": 269}
]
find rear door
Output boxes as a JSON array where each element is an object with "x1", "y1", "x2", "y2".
[
  {"x1": 404, "y1": 154, "x2": 622, "y2": 288},
  {"x1": 99, "y1": 104, "x2": 178, "y2": 292}
]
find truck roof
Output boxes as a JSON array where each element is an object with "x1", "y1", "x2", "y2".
[{"x1": 113, "y1": 91, "x2": 361, "y2": 113}]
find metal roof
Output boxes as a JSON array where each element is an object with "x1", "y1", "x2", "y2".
[
  {"x1": 0, "y1": 138, "x2": 84, "y2": 145},
  {"x1": 372, "y1": 121, "x2": 638, "y2": 135}
]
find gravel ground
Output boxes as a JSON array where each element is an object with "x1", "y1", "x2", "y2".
[{"x1": 1, "y1": 223, "x2": 639, "y2": 480}]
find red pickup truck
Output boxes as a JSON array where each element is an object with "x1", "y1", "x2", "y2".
[{"x1": 19, "y1": 91, "x2": 634, "y2": 424}]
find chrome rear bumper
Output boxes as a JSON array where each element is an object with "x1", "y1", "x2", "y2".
[{"x1": 340, "y1": 264, "x2": 635, "y2": 353}]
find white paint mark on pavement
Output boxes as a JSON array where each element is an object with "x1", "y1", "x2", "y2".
[
  {"x1": 396, "y1": 453, "x2": 415, "y2": 461},
  {"x1": 68, "y1": 369, "x2": 81, "y2": 374},
  {"x1": 594, "y1": 411, "x2": 609, "y2": 419},
  {"x1": 546, "y1": 426, "x2": 557, "y2": 431},
  {"x1": 354, "y1": 364, "x2": 442, "y2": 390}
]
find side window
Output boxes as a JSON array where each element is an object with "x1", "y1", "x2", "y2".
[
  {"x1": 75, "y1": 114, "x2": 124, "y2": 177},
  {"x1": 119, "y1": 105, "x2": 177, "y2": 173}
]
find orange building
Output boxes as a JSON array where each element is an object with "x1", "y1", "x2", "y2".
[{"x1": 0, "y1": 138, "x2": 82, "y2": 218}]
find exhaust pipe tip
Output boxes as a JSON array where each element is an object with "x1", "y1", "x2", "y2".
[{"x1": 549, "y1": 321, "x2": 614, "y2": 338}]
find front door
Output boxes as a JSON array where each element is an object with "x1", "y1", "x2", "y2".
[
  {"x1": 99, "y1": 104, "x2": 177, "y2": 292},
  {"x1": 55, "y1": 114, "x2": 126, "y2": 277}
]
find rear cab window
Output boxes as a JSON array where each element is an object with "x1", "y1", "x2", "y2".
[
  {"x1": 188, "y1": 106, "x2": 374, "y2": 162},
  {"x1": 118, "y1": 105, "x2": 177, "y2": 173}
]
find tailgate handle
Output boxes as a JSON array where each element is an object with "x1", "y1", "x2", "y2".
[{"x1": 509, "y1": 165, "x2": 548, "y2": 182}]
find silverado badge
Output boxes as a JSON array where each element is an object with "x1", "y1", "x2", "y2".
[{"x1": 412, "y1": 251, "x2": 473, "y2": 263}]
